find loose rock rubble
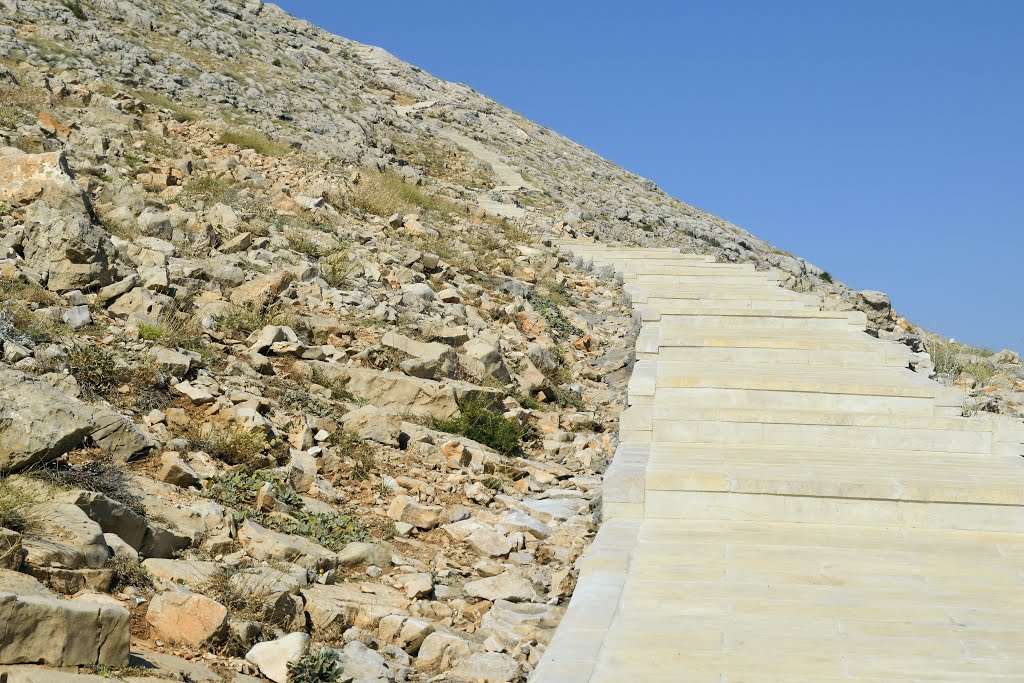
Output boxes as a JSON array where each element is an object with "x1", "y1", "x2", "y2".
[{"x1": 0, "y1": 2, "x2": 1020, "y2": 683}]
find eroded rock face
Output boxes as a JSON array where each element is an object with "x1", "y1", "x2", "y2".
[
  {"x1": 0, "y1": 369, "x2": 94, "y2": 473},
  {"x1": 145, "y1": 591, "x2": 228, "y2": 647},
  {"x1": 0, "y1": 151, "x2": 91, "y2": 215},
  {"x1": 0, "y1": 592, "x2": 130, "y2": 666}
]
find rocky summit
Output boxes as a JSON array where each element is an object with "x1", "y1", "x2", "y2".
[{"x1": 0, "y1": 2, "x2": 1022, "y2": 683}]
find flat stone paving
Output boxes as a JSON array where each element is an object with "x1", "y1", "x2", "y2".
[{"x1": 531, "y1": 241, "x2": 1024, "y2": 682}]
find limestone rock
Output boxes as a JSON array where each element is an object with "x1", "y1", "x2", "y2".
[
  {"x1": 146, "y1": 591, "x2": 228, "y2": 647},
  {"x1": 0, "y1": 592, "x2": 129, "y2": 666},
  {"x1": 387, "y1": 495, "x2": 442, "y2": 530},
  {"x1": 464, "y1": 571, "x2": 537, "y2": 603},
  {"x1": 238, "y1": 519, "x2": 336, "y2": 572},
  {"x1": 245, "y1": 632, "x2": 310, "y2": 683},
  {"x1": 0, "y1": 368, "x2": 95, "y2": 472},
  {"x1": 448, "y1": 652, "x2": 519, "y2": 683},
  {"x1": 303, "y1": 582, "x2": 409, "y2": 634}
]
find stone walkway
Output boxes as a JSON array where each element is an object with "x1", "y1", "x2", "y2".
[{"x1": 531, "y1": 241, "x2": 1024, "y2": 682}]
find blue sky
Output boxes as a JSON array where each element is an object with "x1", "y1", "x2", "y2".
[{"x1": 276, "y1": 0, "x2": 1023, "y2": 350}]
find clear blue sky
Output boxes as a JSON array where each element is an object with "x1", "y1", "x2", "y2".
[{"x1": 276, "y1": 0, "x2": 1023, "y2": 350}]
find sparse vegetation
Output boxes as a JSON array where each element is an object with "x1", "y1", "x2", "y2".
[
  {"x1": 288, "y1": 649, "x2": 342, "y2": 683},
  {"x1": 136, "y1": 90, "x2": 198, "y2": 123},
  {"x1": 214, "y1": 303, "x2": 275, "y2": 338},
  {"x1": 66, "y1": 342, "x2": 122, "y2": 399},
  {"x1": 194, "y1": 425, "x2": 273, "y2": 466},
  {"x1": 434, "y1": 398, "x2": 522, "y2": 455},
  {"x1": 529, "y1": 294, "x2": 582, "y2": 339},
  {"x1": 60, "y1": 0, "x2": 88, "y2": 20},
  {"x1": 0, "y1": 477, "x2": 45, "y2": 534},
  {"x1": 202, "y1": 467, "x2": 368, "y2": 549},
  {"x1": 820, "y1": 271, "x2": 834, "y2": 284},
  {"x1": 31, "y1": 460, "x2": 146, "y2": 516},
  {"x1": 926, "y1": 335, "x2": 995, "y2": 380},
  {"x1": 219, "y1": 128, "x2": 289, "y2": 157},
  {"x1": 106, "y1": 555, "x2": 153, "y2": 591},
  {"x1": 351, "y1": 171, "x2": 454, "y2": 218}
]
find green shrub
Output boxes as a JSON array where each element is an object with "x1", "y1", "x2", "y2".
[
  {"x1": 66, "y1": 342, "x2": 122, "y2": 399},
  {"x1": 434, "y1": 399, "x2": 522, "y2": 455},
  {"x1": 203, "y1": 468, "x2": 303, "y2": 509},
  {"x1": 286, "y1": 232, "x2": 331, "y2": 259},
  {"x1": 0, "y1": 477, "x2": 44, "y2": 534},
  {"x1": 106, "y1": 555, "x2": 153, "y2": 591},
  {"x1": 261, "y1": 509, "x2": 368, "y2": 551},
  {"x1": 350, "y1": 171, "x2": 453, "y2": 218},
  {"x1": 529, "y1": 294, "x2": 582, "y2": 339},
  {"x1": 195, "y1": 426, "x2": 271, "y2": 466},
  {"x1": 288, "y1": 649, "x2": 342, "y2": 683},
  {"x1": 820, "y1": 271, "x2": 834, "y2": 284},
  {"x1": 136, "y1": 90, "x2": 197, "y2": 123},
  {"x1": 60, "y1": 0, "x2": 87, "y2": 20},
  {"x1": 202, "y1": 468, "x2": 368, "y2": 550},
  {"x1": 219, "y1": 128, "x2": 288, "y2": 157},
  {"x1": 214, "y1": 304, "x2": 273, "y2": 338}
]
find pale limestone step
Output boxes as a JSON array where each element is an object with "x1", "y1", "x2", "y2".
[
  {"x1": 641, "y1": 345, "x2": 911, "y2": 368},
  {"x1": 533, "y1": 518, "x2": 1024, "y2": 682},
  {"x1": 650, "y1": 413, "x2": 999, "y2": 454},
  {"x1": 534, "y1": 242, "x2": 1024, "y2": 683},
  {"x1": 647, "y1": 308, "x2": 865, "y2": 326},
  {"x1": 630, "y1": 274, "x2": 781, "y2": 287},
  {"x1": 644, "y1": 445, "x2": 1024, "y2": 504}
]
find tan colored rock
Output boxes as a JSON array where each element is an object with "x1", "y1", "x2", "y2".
[
  {"x1": 387, "y1": 495, "x2": 442, "y2": 530},
  {"x1": 303, "y1": 582, "x2": 409, "y2": 634},
  {"x1": 0, "y1": 592, "x2": 129, "y2": 666},
  {"x1": 0, "y1": 151, "x2": 88, "y2": 213},
  {"x1": 245, "y1": 632, "x2": 309, "y2": 683},
  {"x1": 238, "y1": 519, "x2": 336, "y2": 572},
  {"x1": 146, "y1": 591, "x2": 228, "y2": 647},
  {"x1": 229, "y1": 271, "x2": 294, "y2": 307}
]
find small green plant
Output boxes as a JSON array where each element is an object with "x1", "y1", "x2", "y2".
[
  {"x1": 106, "y1": 555, "x2": 153, "y2": 591},
  {"x1": 286, "y1": 232, "x2": 331, "y2": 259},
  {"x1": 288, "y1": 649, "x2": 342, "y2": 683},
  {"x1": 60, "y1": 0, "x2": 87, "y2": 20},
  {"x1": 197, "y1": 426, "x2": 271, "y2": 466},
  {"x1": 328, "y1": 431, "x2": 376, "y2": 480},
  {"x1": 434, "y1": 398, "x2": 522, "y2": 455},
  {"x1": 203, "y1": 468, "x2": 302, "y2": 509},
  {"x1": 219, "y1": 128, "x2": 288, "y2": 157},
  {"x1": 138, "y1": 310, "x2": 205, "y2": 350},
  {"x1": 66, "y1": 342, "x2": 122, "y2": 399},
  {"x1": 529, "y1": 294, "x2": 582, "y2": 339},
  {"x1": 262, "y1": 509, "x2": 368, "y2": 551},
  {"x1": 214, "y1": 304, "x2": 273, "y2": 338},
  {"x1": 820, "y1": 271, "x2": 834, "y2": 284},
  {"x1": 271, "y1": 58, "x2": 283, "y2": 68},
  {"x1": 0, "y1": 477, "x2": 44, "y2": 534},
  {"x1": 136, "y1": 90, "x2": 197, "y2": 123}
]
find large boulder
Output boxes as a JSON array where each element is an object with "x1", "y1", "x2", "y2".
[
  {"x1": 146, "y1": 591, "x2": 228, "y2": 647},
  {"x1": 0, "y1": 369, "x2": 154, "y2": 472},
  {"x1": 238, "y1": 519, "x2": 336, "y2": 572},
  {"x1": 21, "y1": 203, "x2": 115, "y2": 293},
  {"x1": 0, "y1": 369, "x2": 95, "y2": 473},
  {"x1": 301, "y1": 362, "x2": 502, "y2": 421},
  {"x1": 855, "y1": 290, "x2": 893, "y2": 333},
  {"x1": 303, "y1": 582, "x2": 409, "y2": 635},
  {"x1": 245, "y1": 632, "x2": 310, "y2": 683},
  {"x1": 0, "y1": 150, "x2": 90, "y2": 215},
  {"x1": 0, "y1": 592, "x2": 130, "y2": 666}
]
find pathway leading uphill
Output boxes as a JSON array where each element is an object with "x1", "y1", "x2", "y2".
[{"x1": 532, "y1": 240, "x2": 1024, "y2": 682}]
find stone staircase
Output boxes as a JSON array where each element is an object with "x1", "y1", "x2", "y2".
[{"x1": 531, "y1": 241, "x2": 1024, "y2": 682}]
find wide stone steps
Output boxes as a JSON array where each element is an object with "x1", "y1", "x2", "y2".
[{"x1": 531, "y1": 240, "x2": 1024, "y2": 682}]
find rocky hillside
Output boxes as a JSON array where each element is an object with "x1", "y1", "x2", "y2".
[{"x1": 0, "y1": 1, "x2": 1022, "y2": 683}]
